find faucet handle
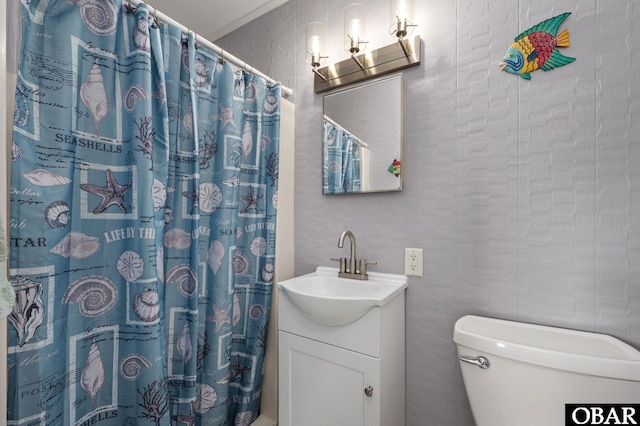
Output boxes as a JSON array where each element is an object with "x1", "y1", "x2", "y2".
[
  {"x1": 331, "y1": 257, "x2": 348, "y2": 273},
  {"x1": 358, "y1": 259, "x2": 377, "y2": 275}
]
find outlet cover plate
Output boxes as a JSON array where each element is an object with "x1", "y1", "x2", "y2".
[{"x1": 405, "y1": 248, "x2": 423, "y2": 277}]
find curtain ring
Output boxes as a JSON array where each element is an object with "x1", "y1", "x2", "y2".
[
  {"x1": 124, "y1": 0, "x2": 135, "y2": 14},
  {"x1": 188, "y1": 30, "x2": 199, "y2": 49},
  {"x1": 219, "y1": 49, "x2": 225, "y2": 65},
  {"x1": 149, "y1": 4, "x2": 159, "y2": 27}
]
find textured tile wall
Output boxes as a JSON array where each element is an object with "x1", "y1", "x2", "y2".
[{"x1": 217, "y1": 1, "x2": 640, "y2": 424}]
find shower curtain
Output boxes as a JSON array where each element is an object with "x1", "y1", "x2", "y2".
[
  {"x1": 323, "y1": 119, "x2": 361, "y2": 193},
  {"x1": 8, "y1": 1, "x2": 280, "y2": 425}
]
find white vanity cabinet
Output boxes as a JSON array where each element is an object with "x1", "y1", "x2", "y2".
[
  {"x1": 279, "y1": 332, "x2": 381, "y2": 425},
  {"x1": 278, "y1": 277, "x2": 406, "y2": 426}
]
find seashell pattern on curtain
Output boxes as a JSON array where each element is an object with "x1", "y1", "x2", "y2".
[{"x1": 8, "y1": 1, "x2": 281, "y2": 425}]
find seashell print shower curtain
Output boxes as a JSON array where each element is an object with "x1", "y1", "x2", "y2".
[{"x1": 8, "y1": 1, "x2": 280, "y2": 425}]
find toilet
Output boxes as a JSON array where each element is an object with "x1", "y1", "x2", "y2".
[{"x1": 453, "y1": 315, "x2": 640, "y2": 426}]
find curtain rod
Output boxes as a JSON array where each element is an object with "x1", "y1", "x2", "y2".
[
  {"x1": 126, "y1": 0, "x2": 293, "y2": 98},
  {"x1": 323, "y1": 115, "x2": 369, "y2": 148}
]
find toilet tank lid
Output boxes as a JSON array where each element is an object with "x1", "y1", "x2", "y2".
[{"x1": 453, "y1": 315, "x2": 640, "y2": 381}]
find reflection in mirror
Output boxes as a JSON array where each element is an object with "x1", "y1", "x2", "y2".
[{"x1": 322, "y1": 74, "x2": 403, "y2": 194}]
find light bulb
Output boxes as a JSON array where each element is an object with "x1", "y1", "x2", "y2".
[
  {"x1": 396, "y1": 0, "x2": 407, "y2": 19},
  {"x1": 390, "y1": 0, "x2": 415, "y2": 38},
  {"x1": 349, "y1": 18, "x2": 362, "y2": 40},
  {"x1": 344, "y1": 3, "x2": 367, "y2": 53},
  {"x1": 306, "y1": 22, "x2": 326, "y2": 68},
  {"x1": 310, "y1": 35, "x2": 321, "y2": 56}
]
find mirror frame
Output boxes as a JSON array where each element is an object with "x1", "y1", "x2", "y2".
[{"x1": 322, "y1": 73, "x2": 404, "y2": 195}]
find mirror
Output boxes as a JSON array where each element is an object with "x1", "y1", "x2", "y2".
[{"x1": 322, "y1": 74, "x2": 403, "y2": 194}]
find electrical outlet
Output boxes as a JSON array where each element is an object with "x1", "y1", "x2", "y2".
[{"x1": 405, "y1": 248, "x2": 423, "y2": 277}]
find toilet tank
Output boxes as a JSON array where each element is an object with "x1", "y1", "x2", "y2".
[{"x1": 453, "y1": 315, "x2": 640, "y2": 426}]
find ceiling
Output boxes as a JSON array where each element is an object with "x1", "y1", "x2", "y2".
[{"x1": 150, "y1": 0, "x2": 288, "y2": 41}]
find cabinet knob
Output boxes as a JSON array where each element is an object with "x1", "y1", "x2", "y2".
[{"x1": 364, "y1": 386, "x2": 373, "y2": 397}]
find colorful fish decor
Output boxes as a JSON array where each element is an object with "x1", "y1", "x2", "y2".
[
  {"x1": 500, "y1": 12, "x2": 575, "y2": 80},
  {"x1": 388, "y1": 159, "x2": 401, "y2": 177}
]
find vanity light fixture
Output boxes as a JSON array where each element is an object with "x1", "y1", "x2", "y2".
[
  {"x1": 344, "y1": 3, "x2": 368, "y2": 69},
  {"x1": 390, "y1": 0, "x2": 417, "y2": 56},
  {"x1": 390, "y1": 0, "x2": 416, "y2": 39},
  {"x1": 311, "y1": 1, "x2": 421, "y2": 93},
  {"x1": 306, "y1": 22, "x2": 328, "y2": 81}
]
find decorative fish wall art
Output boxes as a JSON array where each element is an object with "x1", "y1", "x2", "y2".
[
  {"x1": 388, "y1": 159, "x2": 401, "y2": 177},
  {"x1": 500, "y1": 12, "x2": 575, "y2": 80}
]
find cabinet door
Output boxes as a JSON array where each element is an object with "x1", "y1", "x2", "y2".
[{"x1": 279, "y1": 331, "x2": 381, "y2": 426}]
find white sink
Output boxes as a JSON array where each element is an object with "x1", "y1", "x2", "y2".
[{"x1": 278, "y1": 266, "x2": 408, "y2": 326}]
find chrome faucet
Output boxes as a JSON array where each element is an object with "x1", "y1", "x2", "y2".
[
  {"x1": 338, "y1": 230, "x2": 357, "y2": 275},
  {"x1": 332, "y1": 230, "x2": 376, "y2": 280}
]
